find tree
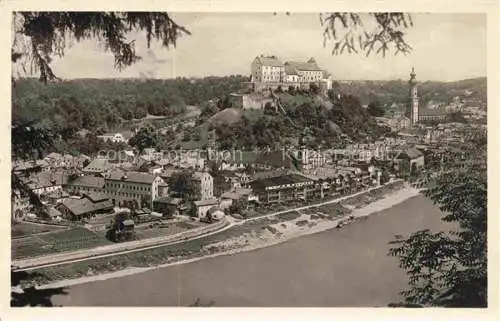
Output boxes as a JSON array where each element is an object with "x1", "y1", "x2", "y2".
[
  {"x1": 12, "y1": 12, "x2": 190, "y2": 83},
  {"x1": 128, "y1": 126, "x2": 158, "y2": 154},
  {"x1": 367, "y1": 101, "x2": 385, "y2": 117},
  {"x1": 309, "y1": 83, "x2": 320, "y2": 96},
  {"x1": 320, "y1": 13, "x2": 413, "y2": 57},
  {"x1": 264, "y1": 102, "x2": 275, "y2": 115},
  {"x1": 170, "y1": 171, "x2": 197, "y2": 201},
  {"x1": 106, "y1": 211, "x2": 135, "y2": 242},
  {"x1": 388, "y1": 132, "x2": 486, "y2": 307}
]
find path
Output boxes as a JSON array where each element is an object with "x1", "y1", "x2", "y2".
[{"x1": 13, "y1": 181, "x2": 403, "y2": 272}]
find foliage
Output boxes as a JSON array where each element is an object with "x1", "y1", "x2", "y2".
[
  {"x1": 13, "y1": 76, "x2": 246, "y2": 135},
  {"x1": 106, "y1": 211, "x2": 135, "y2": 242},
  {"x1": 448, "y1": 111, "x2": 468, "y2": 123},
  {"x1": 170, "y1": 171, "x2": 197, "y2": 201},
  {"x1": 12, "y1": 12, "x2": 190, "y2": 83},
  {"x1": 320, "y1": 13, "x2": 413, "y2": 57},
  {"x1": 129, "y1": 126, "x2": 158, "y2": 153},
  {"x1": 213, "y1": 92, "x2": 386, "y2": 149},
  {"x1": 367, "y1": 101, "x2": 385, "y2": 117},
  {"x1": 388, "y1": 132, "x2": 487, "y2": 307}
]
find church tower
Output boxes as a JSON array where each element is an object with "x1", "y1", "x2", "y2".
[{"x1": 408, "y1": 67, "x2": 419, "y2": 125}]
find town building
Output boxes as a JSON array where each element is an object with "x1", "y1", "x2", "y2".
[
  {"x1": 26, "y1": 171, "x2": 67, "y2": 196},
  {"x1": 83, "y1": 158, "x2": 112, "y2": 175},
  {"x1": 407, "y1": 67, "x2": 448, "y2": 126},
  {"x1": 192, "y1": 171, "x2": 214, "y2": 200},
  {"x1": 64, "y1": 175, "x2": 106, "y2": 196},
  {"x1": 152, "y1": 197, "x2": 185, "y2": 218},
  {"x1": 96, "y1": 132, "x2": 130, "y2": 144},
  {"x1": 193, "y1": 199, "x2": 220, "y2": 218},
  {"x1": 220, "y1": 188, "x2": 253, "y2": 210},
  {"x1": 104, "y1": 170, "x2": 166, "y2": 208},
  {"x1": 396, "y1": 147, "x2": 425, "y2": 170},
  {"x1": 249, "y1": 173, "x2": 316, "y2": 203},
  {"x1": 56, "y1": 192, "x2": 114, "y2": 221}
]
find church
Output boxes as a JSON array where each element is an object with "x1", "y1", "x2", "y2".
[{"x1": 407, "y1": 67, "x2": 448, "y2": 125}]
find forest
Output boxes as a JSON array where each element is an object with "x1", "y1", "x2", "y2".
[
  {"x1": 12, "y1": 76, "x2": 248, "y2": 134},
  {"x1": 210, "y1": 91, "x2": 390, "y2": 150},
  {"x1": 333, "y1": 77, "x2": 486, "y2": 107}
]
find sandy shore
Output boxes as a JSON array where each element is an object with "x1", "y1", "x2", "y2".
[{"x1": 32, "y1": 186, "x2": 420, "y2": 291}]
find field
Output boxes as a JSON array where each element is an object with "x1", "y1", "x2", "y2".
[
  {"x1": 12, "y1": 227, "x2": 112, "y2": 260},
  {"x1": 11, "y1": 222, "x2": 68, "y2": 239}
]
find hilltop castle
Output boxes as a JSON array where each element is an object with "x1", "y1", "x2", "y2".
[{"x1": 250, "y1": 55, "x2": 332, "y2": 93}]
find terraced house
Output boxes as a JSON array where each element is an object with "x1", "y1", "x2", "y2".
[
  {"x1": 249, "y1": 173, "x2": 316, "y2": 203},
  {"x1": 104, "y1": 170, "x2": 167, "y2": 208}
]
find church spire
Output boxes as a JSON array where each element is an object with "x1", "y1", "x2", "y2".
[{"x1": 410, "y1": 66, "x2": 416, "y2": 82}]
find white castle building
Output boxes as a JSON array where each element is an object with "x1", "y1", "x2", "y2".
[{"x1": 250, "y1": 55, "x2": 332, "y2": 93}]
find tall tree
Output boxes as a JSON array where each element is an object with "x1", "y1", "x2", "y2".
[
  {"x1": 367, "y1": 101, "x2": 385, "y2": 117},
  {"x1": 128, "y1": 126, "x2": 158, "y2": 154},
  {"x1": 388, "y1": 132, "x2": 487, "y2": 307}
]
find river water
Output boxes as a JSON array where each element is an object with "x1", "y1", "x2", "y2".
[{"x1": 52, "y1": 195, "x2": 449, "y2": 307}]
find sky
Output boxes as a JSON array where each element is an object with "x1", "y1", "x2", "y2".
[{"x1": 13, "y1": 13, "x2": 487, "y2": 82}]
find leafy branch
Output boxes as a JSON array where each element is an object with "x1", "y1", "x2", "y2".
[
  {"x1": 320, "y1": 13, "x2": 413, "y2": 57},
  {"x1": 13, "y1": 12, "x2": 191, "y2": 83}
]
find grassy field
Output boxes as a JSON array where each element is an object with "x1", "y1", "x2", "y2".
[
  {"x1": 12, "y1": 227, "x2": 112, "y2": 260},
  {"x1": 11, "y1": 222, "x2": 68, "y2": 239}
]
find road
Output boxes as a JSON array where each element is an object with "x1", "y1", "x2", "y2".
[
  {"x1": 50, "y1": 194, "x2": 449, "y2": 307},
  {"x1": 13, "y1": 182, "x2": 401, "y2": 271}
]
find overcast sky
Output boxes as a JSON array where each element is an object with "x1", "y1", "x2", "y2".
[{"x1": 15, "y1": 13, "x2": 487, "y2": 82}]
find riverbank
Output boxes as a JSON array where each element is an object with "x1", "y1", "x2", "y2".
[
  {"x1": 26, "y1": 184, "x2": 420, "y2": 291},
  {"x1": 48, "y1": 193, "x2": 446, "y2": 307}
]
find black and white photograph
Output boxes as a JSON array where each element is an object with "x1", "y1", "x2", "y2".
[{"x1": 7, "y1": 3, "x2": 492, "y2": 311}]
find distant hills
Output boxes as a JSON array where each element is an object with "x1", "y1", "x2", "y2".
[{"x1": 333, "y1": 77, "x2": 486, "y2": 107}]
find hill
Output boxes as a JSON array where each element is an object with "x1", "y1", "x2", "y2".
[
  {"x1": 12, "y1": 76, "x2": 248, "y2": 134},
  {"x1": 334, "y1": 77, "x2": 486, "y2": 107},
  {"x1": 211, "y1": 92, "x2": 389, "y2": 149},
  {"x1": 207, "y1": 108, "x2": 242, "y2": 127}
]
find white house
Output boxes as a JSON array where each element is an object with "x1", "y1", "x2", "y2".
[{"x1": 193, "y1": 199, "x2": 220, "y2": 218}]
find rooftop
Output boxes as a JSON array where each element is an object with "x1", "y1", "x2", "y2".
[
  {"x1": 250, "y1": 173, "x2": 313, "y2": 190},
  {"x1": 59, "y1": 197, "x2": 113, "y2": 216},
  {"x1": 194, "y1": 199, "x2": 219, "y2": 207},
  {"x1": 255, "y1": 56, "x2": 284, "y2": 67},
  {"x1": 107, "y1": 170, "x2": 159, "y2": 184},
  {"x1": 83, "y1": 159, "x2": 111, "y2": 173},
  {"x1": 65, "y1": 175, "x2": 105, "y2": 189},
  {"x1": 285, "y1": 61, "x2": 322, "y2": 72}
]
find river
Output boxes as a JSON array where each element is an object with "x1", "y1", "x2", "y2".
[{"x1": 51, "y1": 194, "x2": 449, "y2": 307}]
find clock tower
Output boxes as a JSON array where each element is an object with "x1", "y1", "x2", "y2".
[{"x1": 408, "y1": 67, "x2": 419, "y2": 125}]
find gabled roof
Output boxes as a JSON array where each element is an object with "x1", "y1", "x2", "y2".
[
  {"x1": 107, "y1": 170, "x2": 159, "y2": 184},
  {"x1": 83, "y1": 159, "x2": 111, "y2": 173},
  {"x1": 285, "y1": 61, "x2": 322, "y2": 71},
  {"x1": 28, "y1": 171, "x2": 68, "y2": 189},
  {"x1": 194, "y1": 199, "x2": 219, "y2": 207},
  {"x1": 65, "y1": 175, "x2": 105, "y2": 188},
  {"x1": 399, "y1": 147, "x2": 423, "y2": 159},
  {"x1": 154, "y1": 197, "x2": 183, "y2": 205},
  {"x1": 84, "y1": 192, "x2": 109, "y2": 203},
  {"x1": 284, "y1": 64, "x2": 299, "y2": 75},
  {"x1": 192, "y1": 171, "x2": 210, "y2": 181},
  {"x1": 255, "y1": 56, "x2": 284, "y2": 67},
  {"x1": 59, "y1": 197, "x2": 113, "y2": 216}
]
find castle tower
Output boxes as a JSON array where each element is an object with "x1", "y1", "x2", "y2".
[{"x1": 408, "y1": 67, "x2": 419, "y2": 125}]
